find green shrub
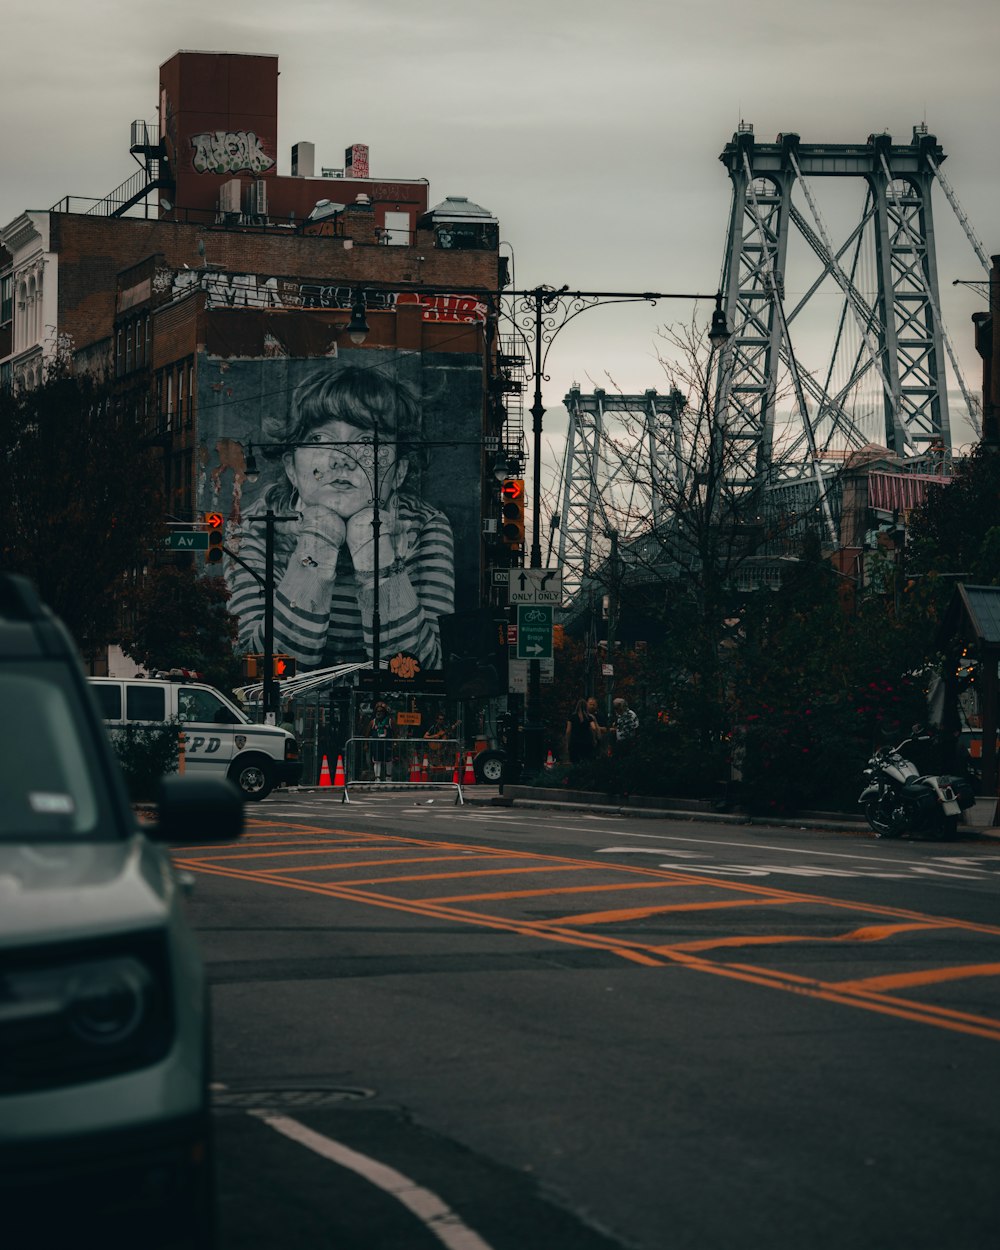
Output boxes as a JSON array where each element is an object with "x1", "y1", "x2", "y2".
[{"x1": 108, "y1": 722, "x2": 180, "y2": 801}]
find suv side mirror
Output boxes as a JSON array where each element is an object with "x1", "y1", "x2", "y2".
[{"x1": 151, "y1": 775, "x2": 244, "y2": 843}]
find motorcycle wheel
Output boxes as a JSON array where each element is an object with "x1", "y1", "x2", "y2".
[{"x1": 864, "y1": 801, "x2": 899, "y2": 838}]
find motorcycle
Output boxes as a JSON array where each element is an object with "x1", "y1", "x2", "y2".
[{"x1": 859, "y1": 732, "x2": 977, "y2": 839}]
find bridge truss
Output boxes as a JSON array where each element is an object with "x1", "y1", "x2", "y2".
[{"x1": 553, "y1": 125, "x2": 989, "y2": 602}]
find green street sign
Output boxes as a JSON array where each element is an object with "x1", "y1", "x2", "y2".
[
  {"x1": 164, "y1": 531, "x2": 210, "y2": 550},
  {"x1": 516, "y1": 604, "x2": 553, "y2": 659}
]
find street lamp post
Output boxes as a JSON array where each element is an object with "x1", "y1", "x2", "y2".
[
  {"x1": 505, "y1": 286, "x2": 727, "y2": 771},
  {"x1": 259, "y1": 508, "x2": 299, "y2": 722}
]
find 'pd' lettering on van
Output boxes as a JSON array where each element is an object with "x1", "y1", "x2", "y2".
[{"x1": 188, "y1": 737, "x2": 222, "y2": 754}]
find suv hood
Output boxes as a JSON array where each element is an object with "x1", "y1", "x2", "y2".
[{"x1": 0, "y1": 838, "x2": 173, "y2": 948}]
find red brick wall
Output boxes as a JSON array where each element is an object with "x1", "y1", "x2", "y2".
[{"x1": 52, "y1": 214, "x2": 499, "y2": 357}]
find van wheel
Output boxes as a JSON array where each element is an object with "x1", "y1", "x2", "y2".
[
  {"x1": 229, "y1": 755, "x2": 273, "y2": 801},
  {"x1": 474, "y1": 750, "x2": 505, "y2": 785}
]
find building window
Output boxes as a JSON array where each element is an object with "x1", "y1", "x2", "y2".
[{"x1": 0, "y1": 274, "x2": 12, "y2": 325}]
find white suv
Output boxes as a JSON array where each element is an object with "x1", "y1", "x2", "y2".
[{"x1": 0, "y1": 574, "x2": 243, "y2": 1248}]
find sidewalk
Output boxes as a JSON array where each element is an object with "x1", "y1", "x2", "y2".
[{"x1": 466, "y1": 784, "x2": 1000, "y2": 839}]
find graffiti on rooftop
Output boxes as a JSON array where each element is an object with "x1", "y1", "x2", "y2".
[{"x1": 190, "y1": 131, "x2": 275, "y2": 176}]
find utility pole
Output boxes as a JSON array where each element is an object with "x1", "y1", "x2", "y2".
[{"x1": 605, "y1": 529, "x2": 619, "y2": 725}]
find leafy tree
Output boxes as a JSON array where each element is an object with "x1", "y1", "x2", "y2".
[
  {"x1": 0, "y1": 371, "x2": 164, "y2": 660},
  {"x1": 733, "y1": 541, "x2": 926, "y2": 813},
  {"x1": 119, "y1": 563, "x2": 243, "y2": 695}
]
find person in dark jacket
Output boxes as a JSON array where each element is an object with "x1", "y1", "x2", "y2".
[{"x1": 565, "y1": 699, "x2": 598, "y2": 764}]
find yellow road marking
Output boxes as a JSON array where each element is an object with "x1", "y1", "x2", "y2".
[
  {"x1": 830, "y1": 963, "x2": 1000, "y2": 993},
  {"x1": 175, "y1": 823, "x2": 1000, "y2": 1043}
]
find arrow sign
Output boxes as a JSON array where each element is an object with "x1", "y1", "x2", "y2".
[{"x1": 509, "y1": 568, "x2": 563, "y2": 605}]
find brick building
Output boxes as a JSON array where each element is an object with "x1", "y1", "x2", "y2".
[{"x1": 0, "y1": 50, "x2": 518, "y2": 677}]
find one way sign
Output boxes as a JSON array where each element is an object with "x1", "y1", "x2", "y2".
[{"x1": 508, "y1": 568, "x2": 563, "y2": 605}]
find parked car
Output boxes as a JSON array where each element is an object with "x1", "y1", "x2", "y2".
[{"x1": 0, "y1": 573, "x2": 243, "y2": 1248}]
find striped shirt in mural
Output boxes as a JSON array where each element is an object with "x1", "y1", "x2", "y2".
[{"x1": 227, "y1": 494, "x2": 454, "y2": 671}]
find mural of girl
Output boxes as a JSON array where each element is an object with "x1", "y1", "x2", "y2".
[{"x1": 226, "y1": 364, "x2": 455, "y2": 671}]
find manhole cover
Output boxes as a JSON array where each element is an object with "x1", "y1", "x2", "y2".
[{"x1": 213, "y1": 1086, "x2": 375, "y2": 1109}]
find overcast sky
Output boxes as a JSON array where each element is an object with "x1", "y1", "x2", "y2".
[{"x1": 4, "y1": 0, "x2": 997, "y2": 474}]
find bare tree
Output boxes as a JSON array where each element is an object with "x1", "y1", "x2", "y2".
[{"x1": 569, "y1": 316, "x2": 835, "y2": 721}]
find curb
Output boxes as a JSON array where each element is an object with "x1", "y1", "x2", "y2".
[
  {"x1": 472, "y1": 790, "x2": 1000, "y2": 838},
  {"x1": 268, "y1": 785, "x2": 1000, "y2": 838}
]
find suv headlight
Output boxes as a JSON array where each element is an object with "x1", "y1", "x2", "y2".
[
  {"x1": 65, "y1": 958, "x2": 151, "y2": 1045},
  {"x1": 0, "y1": 938, "x2": 173, "y2": 1094}
]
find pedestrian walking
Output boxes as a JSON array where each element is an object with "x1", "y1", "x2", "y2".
[
  {"x1": 586, "y1": 696, "x2": 608, "y2": 750},
  {"x1": 611, "y1": 697, "x2": 638, "y2": 746},
  {"x1": 566, "y1": 699, "x2": 599, "y2": 764},
  {"x1": 367, "y1": 701, "x2": 394, "y2": 780}
]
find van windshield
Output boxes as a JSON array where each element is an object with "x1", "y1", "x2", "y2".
[{"x1": 177, "y1": 686, "x2": 246, "y2": 725}]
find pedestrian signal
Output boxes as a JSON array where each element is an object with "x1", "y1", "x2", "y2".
[
  {"x1": 500, "y1": 478, "x2": 525, "y2": 548},
  {"x1": 272, "y1": 655, "x2": 297, "y2": 679},
  {"x1": 242, "y1": 654, "x2": 262, "y2": 680}
]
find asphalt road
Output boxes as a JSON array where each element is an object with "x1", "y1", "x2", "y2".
[{"x1": 177, "y1": 791, "x2": 1000, "y2": 1249}]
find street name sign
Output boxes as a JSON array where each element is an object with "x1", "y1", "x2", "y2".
[
  {"x1": 164, "y1": 532, "x2": 210, "y2": 550},
  {"x1": 516, "y1": 605, "x2": 553, "y2": 659},
  {"x1": 509, "y1": 568, "x2": 563, "y2": 605}
]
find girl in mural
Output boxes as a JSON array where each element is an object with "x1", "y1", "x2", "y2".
[{"x1": 227, "y1": 365, "x2": 455, "y2": 671}]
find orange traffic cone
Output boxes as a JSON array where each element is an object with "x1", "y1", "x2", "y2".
[
  {"x1": 333, "y1": 754, "x2": 346, "y2": 787},
  {"x1": 452, "y1": 752, "x2": 461, "y2": 784},
  {"x1": 544, "y1": 749, "x2": 555, "y2": 770},
  {"x1": 318, "y1": 755, "x2": 332, "y2": 787},
  {"x1": 409, "y1": 754, "x2": 422, "y2": 782},
  {"x1": 422, "y1": 754, "x2": 430, "y2": 783},
  {"x1": 462, "y1": 752, "x2": 476, "y2": 785}
]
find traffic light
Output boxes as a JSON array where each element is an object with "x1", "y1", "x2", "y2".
[
  {"x1": 272, "y1": 655, "x2": 297, "y2": 679},
  {"x1": 204, "y1": 512, "x2": 224, "y2": 565},
  {"x1": 500, "y1": 478, "x2": 525, "y2": 548}
]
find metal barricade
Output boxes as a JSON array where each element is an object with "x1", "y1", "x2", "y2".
[{"x1": 341, "y1": 736, "x2": 464, "y2": 804}]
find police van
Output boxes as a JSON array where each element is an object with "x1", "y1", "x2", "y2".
[{"x1": 89, "y1": 673, "x2": 301, "y2": 800}]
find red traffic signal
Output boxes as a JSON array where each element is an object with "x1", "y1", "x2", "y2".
[
  {"x1": 203, "y1": 511, "x2": 224, "y2": 529},
  {"x1": 500, "y1": 478, "x2": 525, "y2": 548}
]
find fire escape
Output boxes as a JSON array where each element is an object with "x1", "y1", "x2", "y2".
[{"x1": 84, "y1": 122, "x2": 175, "y2": 218}]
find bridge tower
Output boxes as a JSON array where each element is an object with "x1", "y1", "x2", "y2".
[{"x1": 718, "y1": 124, "x2": 975, "y2": 479}]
